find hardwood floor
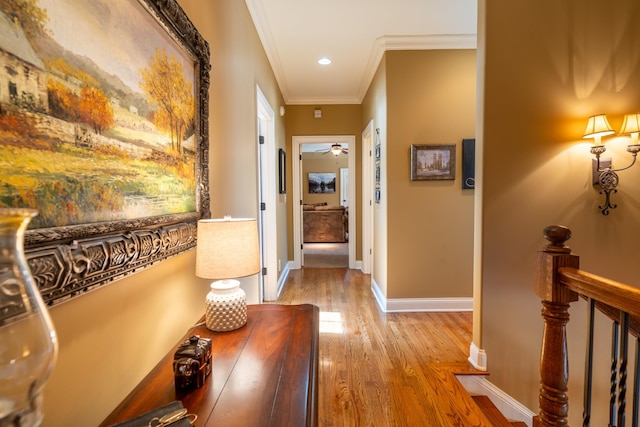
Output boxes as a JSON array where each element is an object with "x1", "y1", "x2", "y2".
[{"x1": 276, "y1": 268, "x2": 474, "y2": 427}]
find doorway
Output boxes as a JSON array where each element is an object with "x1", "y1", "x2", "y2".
[
  {"x1": 292, "y1": 135, "x2": 356, "y2": 269},
  {"x1": 256, "y1": 86, "x2": 278, "y2": 301},
  {"x1": 361, "y1": 120, "x2": 374, "y2": 274}
]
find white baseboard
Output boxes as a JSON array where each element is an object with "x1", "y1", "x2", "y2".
[
  {"x1": 456, "y1": 375, "x2": 535, "y2": 427},
  {"x1": 287, "y1": 260, "x2": 362, "y2": 271},
  {"x1": 468, "y1": 342, "x2": 487, "y2": 371},
  {"x1": 371, "y1": 279, "x2": 472, "y2": 312},
  {"x1": 275, "y1": 263, "x2": 290, "y2": 299},
  {"x1": 371, "y1": 277, "x2": 386, "y2": 309}
]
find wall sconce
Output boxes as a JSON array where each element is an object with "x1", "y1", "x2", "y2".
[{"x1": 583, "y1": 113, "x2": 640, "y2": 215}]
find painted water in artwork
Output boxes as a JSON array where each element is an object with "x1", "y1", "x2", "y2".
[{"x1": 0, "y1": 0, "x2": 197, "y2": 229}]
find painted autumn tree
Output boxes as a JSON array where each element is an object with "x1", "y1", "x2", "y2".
[
  {"x1": 78, "y1": 87, "x2": 114, "y2": 134},
  {"x1": 47, "y1": 59, "x2": 103, "y2": 123},
  {"x1": 139, "y1": 48, "x2": 194, "y2": 154},
  {"x1": 0, "y1": 0, "x2": 49, "y2": 39}
]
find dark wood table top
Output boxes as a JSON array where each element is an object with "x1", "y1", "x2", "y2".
[{"x1": 100, "y1": 304, "x2": 319, "y2": 427}]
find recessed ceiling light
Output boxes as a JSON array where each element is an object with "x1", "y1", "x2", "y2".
[{"x1": 318, "y1": 57, "x2": 331, "y2": 65}]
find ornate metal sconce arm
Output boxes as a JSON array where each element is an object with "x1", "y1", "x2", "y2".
[
  {"x1": 584, "y1": 113, "x2": 640, "y2": 215},
  {"x1": 596, "y1": 170, "x2": 618, "y2": 215},
  {"x1": 590, "y1": 145, "x2": 640, "y2": 215}
]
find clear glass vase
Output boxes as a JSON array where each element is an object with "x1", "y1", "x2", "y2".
[{"x1": 0, "y1": 209, "x2": 58, "y2": 427}]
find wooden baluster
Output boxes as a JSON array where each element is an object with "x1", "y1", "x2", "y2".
[{"x1": 534, "y1": 225, "x2": 579, "y2": 427}]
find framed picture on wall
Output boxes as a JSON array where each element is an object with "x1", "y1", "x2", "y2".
[
  {"x1": 0, "y1": 0, "x2": 211, "y2": 322},
  {"x1": 278, "y1": 148, "x2": 286, "y2": 194},
  {"x1": 462, "y1": 138, "x2": 475, "y2": 189},
  {"x1": 308, "y1": 172, "x2": 336, "y2": 193},
  {"x1": 410, "y1": 144, "x2": 456, "y2": 181}
]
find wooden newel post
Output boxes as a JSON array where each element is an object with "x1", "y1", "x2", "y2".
[{"x1": 533, "y1": 225, "x2": 580, "y2": 427}]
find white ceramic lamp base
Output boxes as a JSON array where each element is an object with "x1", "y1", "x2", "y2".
[{"x1": 205, "y1": 279, "x2": 247, "y2": 332}]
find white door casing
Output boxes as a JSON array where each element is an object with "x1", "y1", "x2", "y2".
[
  {"x1": 340, "y1": 168, "x2": 349, "y2": 207},
  {"x1": 361, "y1": 121, "x2": 374, "y2": 274},
  {"x1": 256, "y1": 86, "x2": 278, "y2": 301},
  {"x1": 292, "y1": 135, "x2": 356, "y2": 269}
]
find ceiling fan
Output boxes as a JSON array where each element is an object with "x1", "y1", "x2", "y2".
[{"x1": 317, "y1": 143, "x2": 348, "y2": 156}]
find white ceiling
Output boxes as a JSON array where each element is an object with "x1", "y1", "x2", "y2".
[
  {"x1": 245, "y1": 0, "x2": 477, "y2": 105},
  {"x1": 301, "y1": 142, "x2": 347, "y2": 153}
]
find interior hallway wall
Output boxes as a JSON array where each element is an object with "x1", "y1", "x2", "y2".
[
  {"x1": 41, "y1": 1, "x2": 285, "y2": 424},
  {"x1": 361, "y1": 58, "x2": 388, "y2": 296},
  {"x1": 285, "y1": 104, "x2": 363, "y2": 260},
  {"x1": 385, "y1": 49, "x2": 476, "y2": 300},
  {"x1": 479, "y1": 1, "x2": 640, "y2": 423}
]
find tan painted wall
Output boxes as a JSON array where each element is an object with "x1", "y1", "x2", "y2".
[
  {"x1": 193, "y1": 0, "x2": 288, "y2": 291},
  {"x1": 479, "y1": 1, "x2": 640, "y2": 423},
  {"x1": 382, "y1": 50, "x2": 476, "y2": 300},
  {"x1": 41, "y1": 1, "x2": 286, "y2": 425},
  {"x1": 302, "y1": 152, "x2": 348, "y2": 206},
  {"x1": 38, "y1": 0, "x2": 640, "y2": 423},
  {"x1": 43, "y1": 251, "x2": 208, "y2": 426},
  {"x1": 361, "y1": 56, "x2": 388, "y2": 296},
  {"x1": 285, "y1": 104, "x2": 362, "y2": 259}
]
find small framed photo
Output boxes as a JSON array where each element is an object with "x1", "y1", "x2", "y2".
[{"x1": 410, "y1": 144, "x2": 456, "y2": 181}]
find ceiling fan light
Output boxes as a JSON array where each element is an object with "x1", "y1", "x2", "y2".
[{"x1": 330, "y1": 144, "x2": 342, "y2": 155}]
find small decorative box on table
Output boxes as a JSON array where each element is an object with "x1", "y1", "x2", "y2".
[{"x1": 100, "y1": 304, "x2": 319, "y2": 427}]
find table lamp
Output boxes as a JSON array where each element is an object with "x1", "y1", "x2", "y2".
[{"x1": 195, "y1": 217, "x2": 260, "y2": 331}]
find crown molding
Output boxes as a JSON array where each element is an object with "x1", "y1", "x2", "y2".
[
  {"x1": 285, "y1": 95, "x2": 362, "y2": 106},
  {"x1": 246, "y1": 0, "x2": 477, "y2": 105},
  {"x1": 245, "y1": 0, "x2": 292, "y2": 102},
  {"x1": 355, "y1": 34, "x2": 477, "y2": 103}
]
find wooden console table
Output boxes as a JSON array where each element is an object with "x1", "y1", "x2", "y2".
[{"x1": 100, "y1": 304, "x2": 319, "y2": 427}]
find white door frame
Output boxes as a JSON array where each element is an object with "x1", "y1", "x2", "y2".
[
  {"x1": 256, "y1": 86, "x2": 278, "y2": 301},
  {"x1": 340, "y1": 168, "x2": 349, "y2": 207},
  {"x1": 292, "y1": 135, "x2": 356, "y2": 269},
  {"x1": 361, "y1": 121, "x2": 374, "y2": 274}
]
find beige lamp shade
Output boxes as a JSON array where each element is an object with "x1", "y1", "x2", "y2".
[
  {"x1": 619, "y1": 113, "x2": 640, "y2": 141},
  {"x1": 619, "y1": 113, "x2": 640, "y2": 135},
  {"x1": 195, "y1": 218, "x2": 260, "y2": 280},
  {"x1": 583, "y1": 114, "x2": 615, "y2": 142}
]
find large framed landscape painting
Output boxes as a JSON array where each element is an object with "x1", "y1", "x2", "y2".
[{"x1": 0, "y1": 0, "x2": 210, "y2": 322}]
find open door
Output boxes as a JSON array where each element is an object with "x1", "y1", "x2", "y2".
[
  {"x1": 361, "y1": 121, "x2": 374, "y2": 274},
  {"x1": 256, "y1": 86, "x2": 278, "y2": 301}
]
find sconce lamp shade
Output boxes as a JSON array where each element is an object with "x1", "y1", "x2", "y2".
[
  {"x1": 619, "y1": 113, "x2": 640, "y2": 143},
  {"x1": 583, "y1": 114, "x2": 615, "y2": 144},
  {"x1": 619, "y1": 113, "x2": 640, "y2": 134},
  {"x1": 195, "y1": 218, "x2": 260, "y2": 280}
]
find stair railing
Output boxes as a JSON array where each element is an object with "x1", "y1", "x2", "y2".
[{"x1": 534, "y1": 225, "x2": 640, "y2": 427}]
